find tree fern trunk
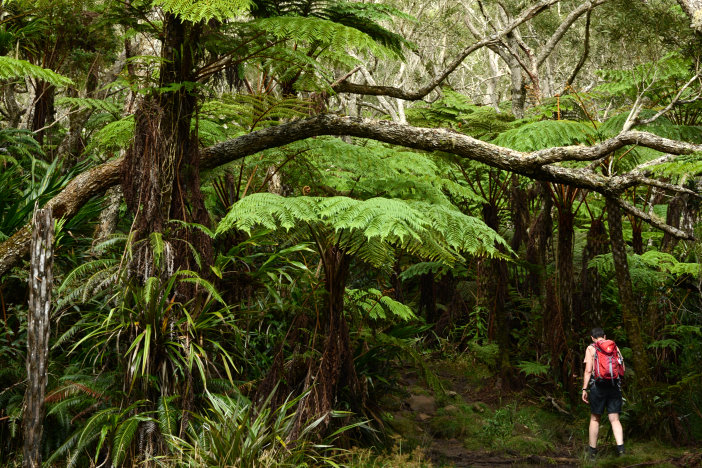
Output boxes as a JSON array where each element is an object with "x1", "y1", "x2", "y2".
[
  {"x1": 293, "y1": 245, "x2": 362, "y2": 436},
  {"x1": 605, "y1": 197, "x2": 651, "y2": 386},
  {"x1": 479, "y1": 202, "x2": 513, "y2": 384},
  {"x1": 122, "y1": 13, "x2": 211, "y2": 280},
  {"x1": 660, "y1": 193, "x2": 687, "y2": 253},
  {"x1": 577, "y1": 217, "x2": 608, "y2": 328},
  {"x1": 556, "y1": 203, "x2": 574, "y2": 330},
  {"x1": 30, "y1": 81, "x2": 55, "y2": 147},
  {"x1": 23, "y1": 206, "x2": 54, "y2": 468}
]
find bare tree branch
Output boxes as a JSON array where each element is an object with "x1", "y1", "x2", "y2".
[
  {"x1": 562, "y1": 8, "x2": 592, "y2": 90},
  {"x1": 332, "y1": 0, "x2": 561, "y2": 100},
  {"x1": 536, "y1": 0, "x2": 608, "y2": 68},
  {"x1": 615, "y1": 197, "x2": 694, "y2": 240}
]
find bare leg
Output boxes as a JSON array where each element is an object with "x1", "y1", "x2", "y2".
[
  {"x1": 589, "y1": 414, "x2": 601, "y2": 448},
  {"x1": 608, "y1": 413, "x2": 624, "y2": 445}
]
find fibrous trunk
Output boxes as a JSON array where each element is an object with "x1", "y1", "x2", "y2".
[
  {"x1": 23, "y1": 207, "x2": 54, "y2": 468},
  {"x1": 605, "y1": 197, "x2": 651, "y2": 386},
  {"x1": 122, "y1": 13, "x2": 211, "y2": 281}
]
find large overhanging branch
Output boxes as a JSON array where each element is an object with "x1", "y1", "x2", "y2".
[
  {"x1": 1, "y1": 114, "x2": 698, "y2": 277},
  {"x1": 331, "y1": 0, "x2": 561, "y2": 100}
]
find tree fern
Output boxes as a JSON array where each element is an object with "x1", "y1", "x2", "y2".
[
  {"x1": 216, "y1": 193, "x2": 509, "y2": 267},
  {"x1": 83, "y1": 116, "x2": 135, "y2": 155},
  {"x1": 55, "y1": 97, "x2": 122, "y2": 116},
  {"x1": 346, "y1": 288, "x2": 416, "y2": 321},
  {"x1": 406, "y1": 89, "x2": 519, "y2": 140},
  {"x1": 0, "y1": 56, "x2": 74, "y2": 87},
  {"x1": 250, "y1": 0, "x2": 413, "y2": 57},
  {"x1": 155, "y1": 0, "x2": 252, "y2": 22},
  {"x1": 646, "y1": 153, "x2": 702, "y2": 178},
  {"x1": 200, "y1": 94, "x2": 314, "y2": 133},
  {"x1": 253, "y1": 16, "x2": 395, "y2": 57},
  {"x1": 491, "y1": 119, "x2": 596, "y2": 152},
  {"x1": 595, "y1": 53, "x2": 693, "y2": 99}
]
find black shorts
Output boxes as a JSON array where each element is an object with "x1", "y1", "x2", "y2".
[{"x1": 589, "y1": 380, "x2": 622, "y2": 415}]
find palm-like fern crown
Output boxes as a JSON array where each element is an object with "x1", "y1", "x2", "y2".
[
  {"x1": 215, "y1": 193, "x2": 509, "y2": 268},
  {"x1": 249, "y1": 0, "x2": 413, "y2": 57}
]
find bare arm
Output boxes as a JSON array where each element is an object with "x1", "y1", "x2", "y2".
[{"x1": 582, "y1": 346, "x2": 593, "y2": 402}]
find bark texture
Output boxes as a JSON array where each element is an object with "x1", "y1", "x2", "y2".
[
  {"x1": 605, "y1": 197, "x2": 651, "y2": 386},
  {"x1": 23, "y1": 206, "x2": 54, "y2": 468},
  {"x1": 676, "y1": 0, "x2": 702, "y2": 33}
]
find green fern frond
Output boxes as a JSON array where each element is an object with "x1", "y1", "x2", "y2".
[
  {"x1": 158, "y1": 395, "x2": 179, "y2": 436},
  {"x1": 83, "y1": 115, "x2": 135, "y2": 155},
  {"x1": 56, "y1": 97, "x2": 121, "y2": 115},
  {"x1": 217, "y1": 193, "x2": 507, "y2": 267},
  {"x1": 595, "y1": 53, "x2": 693, "y2": 98},
  {"x1": 156, "y1": 0, "x2": 252, "y2": 22},
  {"x1": 253, "y1": 16, "x2": 393, "y2": 57},
  {"x1": 0, "y1": 56, "x2": 74, "y2": 87},
  {"x1": 398, "y1": 261, "x2": 449, "y2": 281},
  {"x1": 346, "y1": 288, "x2": 416, "y2": 321},
  {"x1": 200, "y1": 94, "x2": 314, "y2": 133},
  {"x1": 646, "y1": 153, "x2": 702, "y2": 178},
  {"x1": 492, "y1": 120, "x2": 595, "y2": 151},
  {"x1": 516, "y1": 360, "x2": 550, "y2": 377},
  {"x1": 111, "y1": 416, "x2": 142, "y2": 467}
]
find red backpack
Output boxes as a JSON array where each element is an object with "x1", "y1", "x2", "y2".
[{"x1": 592, "y1": 340, "x2": 625, "y2": 382}]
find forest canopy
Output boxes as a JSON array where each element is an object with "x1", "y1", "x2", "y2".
[{"x1": 1, "y1": 0, "x2": 701, "y2": 466}]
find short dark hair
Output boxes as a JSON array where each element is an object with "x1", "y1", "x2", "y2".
[{"x1": 591, "y1": 327, "x2": 605, "y2": 338}]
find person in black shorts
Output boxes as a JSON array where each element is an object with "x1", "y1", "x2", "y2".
[{"x1": 582, "y1": 327, "x2": 625, "y2": 459}]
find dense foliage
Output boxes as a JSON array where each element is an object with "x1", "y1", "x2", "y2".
[{"x1": 1, "y1": 0, "x2": 701, "y2": 466}]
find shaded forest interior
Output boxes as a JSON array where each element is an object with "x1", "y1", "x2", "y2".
[{"x1": 1, "y1": 0, "x2": 702, "y2": 466}]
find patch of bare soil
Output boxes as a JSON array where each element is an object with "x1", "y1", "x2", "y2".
[{"x1": 428, "y1": 438, "x2": 578, "y2": 467}]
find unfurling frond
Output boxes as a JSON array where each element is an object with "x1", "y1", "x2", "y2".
[
  {"x1": 155, "y1": 0, "x2": 252, "y2": 22},
  {"x1": 0, "y1": 56, "x2": 74, "y2": 87}
]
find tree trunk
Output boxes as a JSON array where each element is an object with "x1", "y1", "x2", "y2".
[
  {"x1": 23, "y1": 206, "x2": 54, "y2": 468},
  {"x1": 577, "y1": 217, "x2": 608, "y2": 328},
  {"x1": 30, "y1": 81, "x2": 55, "y2": 147},
  {"x1": 676, "y1": 0, "x2": 702, "y2": 33},
  {"x1": 122, "y1": 13, "x2": 211, "y2": 281},
  {"x1": 292, "y1": 244, "x2": 362, "y2": 436},
  {"x1": 556, "y1": 202, "x2": 574, "y2": 329},
  {"x1": 660, "y1": 193, "x2": 687, "y2": 253},
  {"x1": 480, "y1": 202, "x2": 513, "y2": 384},
  {"x1": 526, "y1": 183, "x2": 552, "y2": 294},
  {"x1": 605, "y1": 197, "x2": 651, "y2": 386}
]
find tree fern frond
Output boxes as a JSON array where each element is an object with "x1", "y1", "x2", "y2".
[
  {"x1": 646, "y1": 153, "x2": 702, "y2": 178},
  {"x1": 84, "y1": 116, "x2": 135, "y2": 155},
  {"x1": 398, "y1": 261, "x2": 449, "y2": 281},
  {"x1": 217, "y1": 194, "x2": 507, "y2": 267},
  {"x1": 0, "y1": 56, "x2": 73, "y2": 87},
  {"x1": 156, "y1": 0, "x2": 252, "y2": 22},
  {"x1": 56, "y1": 97, "x2": 121, "y2": 115},
  {"x1": 492, "y1": 120, "x2": 595, "y2": 151},
  {"x1": 346, "y1": 288, "x2": 416, "y2": 321},
  {"x1": 253, "y1": 16, "x2": 393, "y2": 57}
]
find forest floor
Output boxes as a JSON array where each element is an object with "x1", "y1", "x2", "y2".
[{"x1": 358, "y1": 349, "x2": 702, "y2": 468}]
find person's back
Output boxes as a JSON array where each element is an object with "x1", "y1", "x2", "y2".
[{"x1": 582, "y1": 327, "x2": 625, "y2": 459}]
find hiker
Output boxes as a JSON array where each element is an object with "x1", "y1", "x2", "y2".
[{"x1": 582, "y1": 327, "x2": 625, "y2": 459}]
